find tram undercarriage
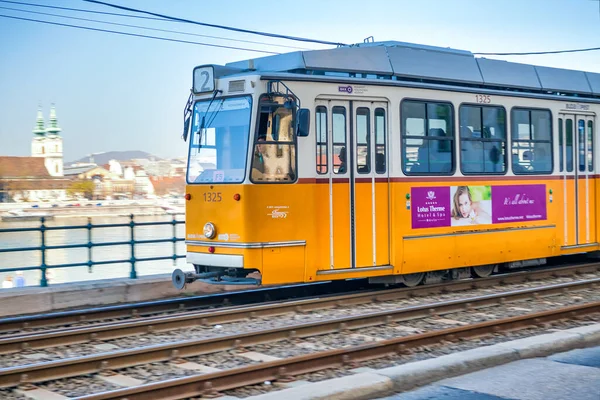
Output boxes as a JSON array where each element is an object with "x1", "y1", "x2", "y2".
[
  {"x1": 172, "y1": 257, "x2": 551, "y2": 290},
  {"x1": 172, "y1": 264, "x2": 261, "y2": 289}
]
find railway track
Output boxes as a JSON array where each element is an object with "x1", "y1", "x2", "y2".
[
  {"x1": 1, "y1": 262, "x2": 598, "y2": 356},
  {"x1": 0, "y1": 280, "x2": 350, "y2": 334},
  {"x1": 72, "y1": 301, "x2": 600, "y2": 400},
  {"x1": 0, "y1": 275, "x2": 598, "y2": 393},
  {"x1": 0, "y1": 272, "x2": 600, "y2": 354}
]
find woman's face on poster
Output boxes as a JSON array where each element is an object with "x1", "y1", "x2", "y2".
[{"x1": 458, "y1": 193, "x2": 472, "y2": 218}]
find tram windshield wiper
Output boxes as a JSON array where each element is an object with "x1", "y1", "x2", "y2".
[{"x1": 200, "y1": 90, "x2": 223, "y2": 132}]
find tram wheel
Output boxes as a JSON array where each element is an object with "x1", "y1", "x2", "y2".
[
  {"x1": 472, "y1": 264, "x2": 496, "y2": 278},
  {"x1": 402, "y1": 272, "x2": 424, "y2": 287}
]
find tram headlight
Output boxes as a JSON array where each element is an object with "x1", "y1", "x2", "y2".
[{"x1": 203, "y1": 222, "x2": 216, "y2": 239}]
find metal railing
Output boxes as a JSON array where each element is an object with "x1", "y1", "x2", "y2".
[{"x1": 0, "y1": 214, "x2": 185, "y2": 286}]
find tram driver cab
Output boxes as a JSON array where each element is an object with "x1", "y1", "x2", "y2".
[{"x1": 251, "y1": 94, "x2": 297, "y2": 182}]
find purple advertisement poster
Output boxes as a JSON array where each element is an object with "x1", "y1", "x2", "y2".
[
  {"x1": 491, "y1": 184, "x2": 547, "y2": 223},
  {"x1": 411, "y1": 187, "x2": 451, "y2": 229},
  {"x1": 411, "y1": 184, "x2": 547, "y2": 229}
]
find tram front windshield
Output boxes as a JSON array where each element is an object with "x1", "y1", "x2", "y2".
[{"x1": 187, "y1": 96, "x2": 252, "y2": 184}]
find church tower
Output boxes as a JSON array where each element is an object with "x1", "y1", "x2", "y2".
[
  {"x1": 31, "y1": 107, "x2": 46, "y2": 158},
  {"x1": 44, "y1": 105, "x2": 64, "y2": 177},
  {"x1": 31, "y1": 105, "x2": 64, "y2": 177}
]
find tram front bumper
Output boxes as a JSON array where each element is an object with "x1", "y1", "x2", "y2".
[
  {"x1": 172, "y1": 251, "x2": 257, "y2": 289},
  {"x1": 186, "y1": 251, "x2": 244, "y2": 268}
]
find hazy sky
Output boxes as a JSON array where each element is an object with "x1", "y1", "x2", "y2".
[{"x1": 1, "y1": 0, "x2": 599, "y2": 162}]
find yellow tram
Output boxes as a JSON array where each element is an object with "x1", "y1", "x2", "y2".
[{"x1": 172, "y1": 41, "x2": 600, "y2": 289}]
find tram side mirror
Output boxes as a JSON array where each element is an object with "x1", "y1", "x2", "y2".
[
  {"x1": 297, "y1": 108, "x2": 310, "y2": 137},
  {"x1": 182, "y1": 115, "x2": 191, "y2": 142}
]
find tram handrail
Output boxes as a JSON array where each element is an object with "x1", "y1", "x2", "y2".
[{"x1": 0, "y1": 214, "x2": 185, "y2": 286}]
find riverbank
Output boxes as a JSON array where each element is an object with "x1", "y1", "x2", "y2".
[{"x1": 0, "y1": 199, "x2": 184, "y2": 220}]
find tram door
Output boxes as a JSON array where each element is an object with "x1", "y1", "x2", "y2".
[
  {"x1": 558, "y1": 113, "x2": 596, "y2": 247},
  {"x1": 316, "y1": 99, "x2": 390, "y2": 269}
]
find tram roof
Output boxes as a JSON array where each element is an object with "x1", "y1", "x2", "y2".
[{"x1": 224, "y1": 41, "x2": 600, "y2": 97}]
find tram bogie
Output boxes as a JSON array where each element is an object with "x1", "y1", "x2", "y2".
[
  {"x1": 174, "y1": 41, "x2": 600, "y2": 290},
  {"x1": 505, "y1": 258, "x2": 547, "y2": 269}
]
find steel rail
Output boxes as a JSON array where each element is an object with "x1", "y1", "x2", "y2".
[
  {"x1": 1, "y1": 263, "x2": 598, "y2": 353},
  {"x1": 0, "y1": 280, "x2": 346, "y2": 333},
  {"x1": 72, "y1": 301, "x2": 600, "y2": 400},
  {"x1": 2, "y1": 261, "x2": 598, "y2": 338},
  {"x1": 0, "y1": 277, "x2": 597, "y2": 388}
]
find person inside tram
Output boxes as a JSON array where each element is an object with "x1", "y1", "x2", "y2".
[
  {"x1": 487, "y1": 144, "x2": 502, "y2": 172},
  {"x1": 532, "y1": 147, "x2": 550, "y2": 172},
  {"x1": 460, "y1": 126, "x2": 480, "y2": 173},
  {"x1": 251, "y1": 135, "x2": 266, "y2": 180},
  {"x1": 429, "y1": 129, "x2": 451, "y2": 173},
  {"x1": 338, "y1": 146, "x2": 347, "y2": 173},
  {"x1": 512, "y1": 153, "x2": 528, "y2": 173},
  {"x1": 460, "y1": 126, "x2": 474, "y2": 138},
  {"x1": 375, "y1": 152, "x2": 385, "y2": 173}
]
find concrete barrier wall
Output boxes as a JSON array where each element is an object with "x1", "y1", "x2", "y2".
[{"x1": 0, "y1": 274, "x2": 255, "y2": 317}]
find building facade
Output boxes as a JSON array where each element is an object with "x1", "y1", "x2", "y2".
[
  {"x1": 0, "y1": 106, "x2": 69, "y2": 202},
  {"x1": 0, "y1": 106, "x2": 161, "y2": 202},
  {"x1": 0, "y1": 157, "x2": 69, "y2": 202}
]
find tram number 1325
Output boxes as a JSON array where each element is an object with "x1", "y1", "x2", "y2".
[
  {"x1": 475, "y1": 94, "x2": 491, "y2": 104},
  {"x1": 203, "y1": 192, "x2": 222, "y2": 202}
]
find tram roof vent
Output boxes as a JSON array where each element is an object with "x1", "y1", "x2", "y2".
[{"x1": 228, "y1": 80, "x2": 246, "y2": 93}]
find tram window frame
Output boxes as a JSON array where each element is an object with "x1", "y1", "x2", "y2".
[
  {"x1": 589, "y1": 121, "x2": 594, "y2": 172},
  {"x1": 356, "y1": 107, "x2": 371, "y2": 174},
  {"x1": 458, "y1": 103, "x2": 507, "y2": 175},
  {"x1": 315, "y1": 106, "x2": 328, "y2": 174},
  {"x1": 375, "y1": 107, "x2": 386, "y2": 174},
  {"x1": 510, "y1": 107, "x2": 553, "y2": 175},
  {"x1": 565, "y1": 118, "x2": 574, "y2": 172},
  {"x1": 578, "y1": 120, "x2": 586, "y2": 172},
  {"x1": 186, "y1": 94, "x2": 253, "y2": 185},
  {"x1": 401, "y1": 99, "x2": 455, "y2": 176},
  {"x1": 332, "y1": 106, "x2": 348, "y2": 174},
  {"x1": 249, "y1": 93, "x2": 299, "y2": 184},
  {"x1": 559, "y1": 118, "x2": 563, "y2": 172}
]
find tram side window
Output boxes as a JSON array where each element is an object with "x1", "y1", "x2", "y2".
[
  {"x1": 459, "y1": 105, "x2": 506, "y2": 174},
  {"x1": 589, "y1": 121, "x2": 594, "y2": 172},
  {"x1": 578, "y1": 120, "x2": 586, "y2": 172},
  {"x1": 402, "y1": 100, "x2": 454, "y2": 175},
  {"x1": 356, "y1": 108, "x2": 370, "y2": 174},
  {"x1": 511, "y1": 109, "x2": 552, "y2": 174},
  {"x1": 332, "y1": 106, "x2": 347, "y2": 174},
  {"x1": 565, "y1": 119, "x2": 574, "y2": 172},
  {"x1": 559, "y1": 118, "x2": 563, "y2": 172},
  {"x1": 375, "y1": 108, "x2": 386, "y2": 174},
  {"x1": 316, "y1": 106, "x2": 328, "y2": 174},
  {"x1": 250, "y1": 95, "x2": 297, "y2": 183}
]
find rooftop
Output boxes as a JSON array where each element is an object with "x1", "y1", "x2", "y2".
[
  {"x1": 63, "y1": 165, "x2": 97, "y2": 176},
  {"x1": 0, "y1": 157, "x2": 51, "y2": 178},
  {"x1": 222, "y1": 40, "x2": 600, "y2": 98}
]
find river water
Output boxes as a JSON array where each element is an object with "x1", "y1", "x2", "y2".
[{"x1": 0, "y1": 213, "x2": 187, "y2": 287}]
